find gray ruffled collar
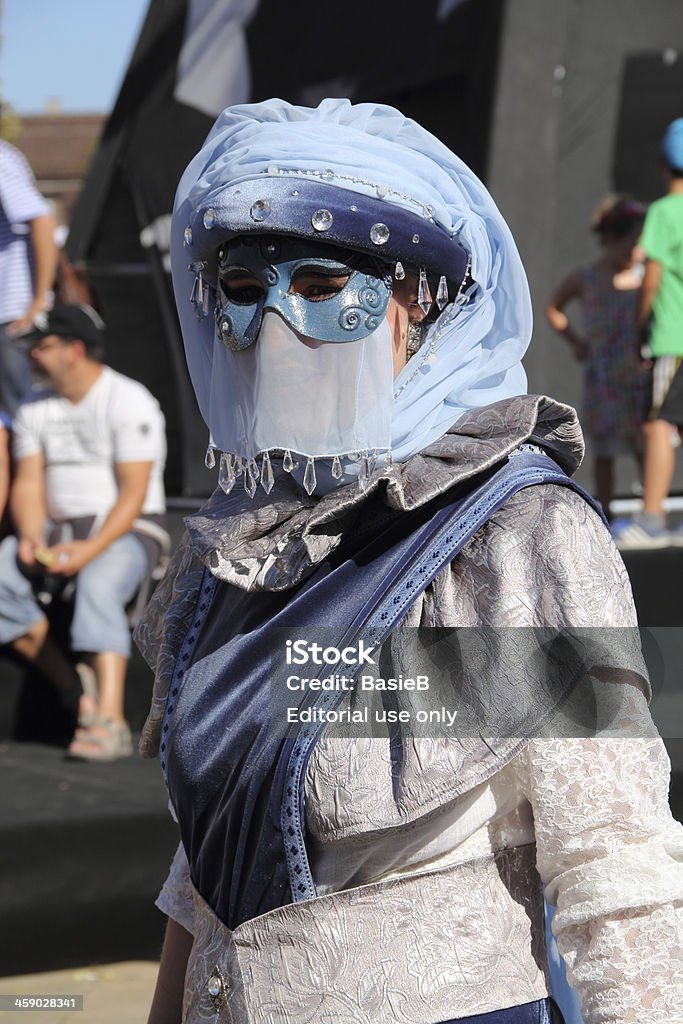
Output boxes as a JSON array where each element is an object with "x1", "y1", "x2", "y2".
[{"x1": 184, "y1": 395, "x2": 583, "y2": 593}]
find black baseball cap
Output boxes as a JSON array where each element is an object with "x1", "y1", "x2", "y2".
[{"x1": 23, "y1": 304, "x2": 105, "y2": 351}]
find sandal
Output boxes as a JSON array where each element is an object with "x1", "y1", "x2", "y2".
[
  {"x1": 75, "y1": 662, "x2": 98, "y2": 729},
  {"x1": 66, "y1": 719, "x2": 134, "y2": 762}
]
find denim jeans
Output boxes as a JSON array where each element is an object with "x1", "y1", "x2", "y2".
[
  {"x1": 545, "y1": 901, "x2": 583, "y2": 1024},
  {"x1": 0, "y1": 532, "x2": 148, "y2": 657},
  {"x1": 440, "y1": 998, "x2": 553, "y2": 1024},
  {"x1": 0, "y1": 321, "x2": 34, "y2": 418}
]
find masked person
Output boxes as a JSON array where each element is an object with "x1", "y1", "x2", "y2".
[{"x1": 139, "y1": 100, "x2": 683, "y2": 1024}]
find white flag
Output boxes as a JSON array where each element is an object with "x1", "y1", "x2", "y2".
[{"x1": 175, "y1": 0, "x2": 260, "y2": 117}]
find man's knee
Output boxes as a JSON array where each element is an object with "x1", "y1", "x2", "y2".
[
  {"x1": 77, "y1": 538, "x2": 148, "y2": 605},
  {"x1": 0, "y1": 536, "x2": 46, "y2": 646}
]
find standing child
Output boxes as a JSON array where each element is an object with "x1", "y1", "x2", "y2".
[
  {"x1": 546, "y1": 196, "x2": 647, "y2": 516},
  {"x1": 611, "y1": 118, "x2": 683, "y2": 548}
]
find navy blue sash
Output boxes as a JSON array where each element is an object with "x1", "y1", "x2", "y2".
[{"x1": 163, "y1": 448, "x2": 603, "y2": 929}]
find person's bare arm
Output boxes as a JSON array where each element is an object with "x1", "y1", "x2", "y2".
[
  {"x1": 545, "y1": 269, "x2": 588, "y2": 361},
  {"x1": 48, "y1": 460, "x2": 153, "y2": 576},
  {"x1": 7, "y1": 213, "x2": 58, "y2": 334},
  {"x1": 0, "y1": 426, "x2": 10, "y2": 523},
  {"x1": 637, "y1": 257, "x2": 662, "y2": 346},
  {"x1": 10, "y1": 452, "x2": 48, "y2": 567},
  {"x1": 147, "y1": 918, "x2": 194, "y2": 1024}
]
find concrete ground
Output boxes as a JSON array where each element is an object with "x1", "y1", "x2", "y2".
[{"x1": 0, "y1": 963, "x2": 157, "y2": 1024}]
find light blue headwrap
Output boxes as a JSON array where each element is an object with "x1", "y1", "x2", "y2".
[{"x1": 171, "y1": 97, "x2": 532, "y2": 481}]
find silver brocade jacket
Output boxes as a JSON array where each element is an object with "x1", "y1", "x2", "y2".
[{"x1": 136, "y1": 395, "x2": 683, "y2": 1024}]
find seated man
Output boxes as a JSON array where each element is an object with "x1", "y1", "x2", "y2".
[{"x1": 0, "y1": 304, "x2": 166, "y2": 761}]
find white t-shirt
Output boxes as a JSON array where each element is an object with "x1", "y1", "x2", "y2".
[{"x1": 12, "y1": 366, "x2": 166, "y2": 519}]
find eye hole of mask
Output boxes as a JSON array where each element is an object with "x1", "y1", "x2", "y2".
[
  {"x1": 221, "y1": 269, "x2": 265, "y2": 306},
  {"x1": 288, "y1": 266, "x2": 352, "y2": 302}
]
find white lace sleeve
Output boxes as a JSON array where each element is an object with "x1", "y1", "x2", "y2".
[
  {"x1": 155, "y1": 840, "x2": 196, "y2": 936},
  {"x1": 518, "y1": 694, "x2": 683, "y2": 1023}
]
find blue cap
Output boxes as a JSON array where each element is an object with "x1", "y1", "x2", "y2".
[{"x1": 662, "y1": 118, "x2": 683, "y2": 169}]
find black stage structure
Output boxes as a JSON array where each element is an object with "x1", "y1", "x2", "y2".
[{"x1": 66, "y1": 0, "x2": 683, "y2": 499}]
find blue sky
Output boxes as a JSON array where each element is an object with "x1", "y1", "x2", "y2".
[{"x1": 1, "y1": 0, "x2": 150, "y2": 113}]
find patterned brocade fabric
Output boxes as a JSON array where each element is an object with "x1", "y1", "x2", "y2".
[{"x1": 181, "y1": 847, "x2": 547, "y2": 1024}]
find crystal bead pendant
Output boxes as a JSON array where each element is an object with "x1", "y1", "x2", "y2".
[
  {"x1": 331, "y1": 455, "x2": 343, "y2": 479},
  {"x1": 417, "y1": 268, "x2": 433, "y2": 314},
  {"x1": 283, "y1": 449, "x2": 295, "y2": 473},
  {"x1": 303, "y1": 457, "x2": 317, "y2": 495},
  {"x1": 359, "y1": 452, "x2": 372, "y2": 492},
  {"x1": 435, "y1": 275, "x2": 449, "y2": 311},
  {"x1": 218, "y1": 452, "x2": 235, "y2": 494},
  {"x1": 204, "y1": 445, "x2": 216, "y2": 470},
  {"x1": 261, "y1": 451, "x2": 275, "y2": 494},
  {"x1": 244, "y1": 466, "x2": 257, "y2": 498},
  {"x1": 394, "y1": 261, "x2": 405, "y2": 281},
  {"x1": 189, "y1": 262, "x2": 210, "y2": 319}
]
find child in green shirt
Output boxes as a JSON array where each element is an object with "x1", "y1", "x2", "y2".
[{"x1": 611, "y1": 118, "x2": 683, "y2": 548}]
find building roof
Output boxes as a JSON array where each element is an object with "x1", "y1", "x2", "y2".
[{"x1": 13, "y1": 114, "x2": 107, "y2": 183}]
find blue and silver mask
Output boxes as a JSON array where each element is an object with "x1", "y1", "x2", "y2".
[{"x1": 215, "y1": 235, "x2": 393, "y2": 349}]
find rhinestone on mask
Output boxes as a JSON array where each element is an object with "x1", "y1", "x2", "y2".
[
  {"x1": 250, "y1": 199, "x2": 271, "y2": 222},
  {"x1": 311, "y1": 209, "x2": 333, "y2": 232},
  {"x1": 370, "y1": 223, "x2": 390, "y2": 245},
  {"x1": 183, "y1": 226, "x2": 193, "y2": 246},
  {"x1": 217, "y1": 315, "x2": 233, "y2": 343},
  {"x1": 202, "y1": 208, "x2": 216, "y2": 229}
]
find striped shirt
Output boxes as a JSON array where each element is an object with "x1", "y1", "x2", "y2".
[{"x1": 0, "y1": 141, "x2": 50, "y2": 322}]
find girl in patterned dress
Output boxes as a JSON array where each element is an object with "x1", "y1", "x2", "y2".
[{"x1": 546, "y1": 197, "x2": 647, "y2": 516}]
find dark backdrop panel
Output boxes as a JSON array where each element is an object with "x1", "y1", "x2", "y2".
[
  {"x1": 488, "y1": 0, "x2": 683, "y2": 498},
  {"x1": 248, "y1": 0, "x2": 504, "y2": 179},
  {"x1": 614, "y1": 54, "x2": 683, "y2": 202}
]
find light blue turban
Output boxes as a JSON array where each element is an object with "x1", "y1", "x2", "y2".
[{"x1": 172, "y1": 97, "x2": 532, "y2": 469}]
